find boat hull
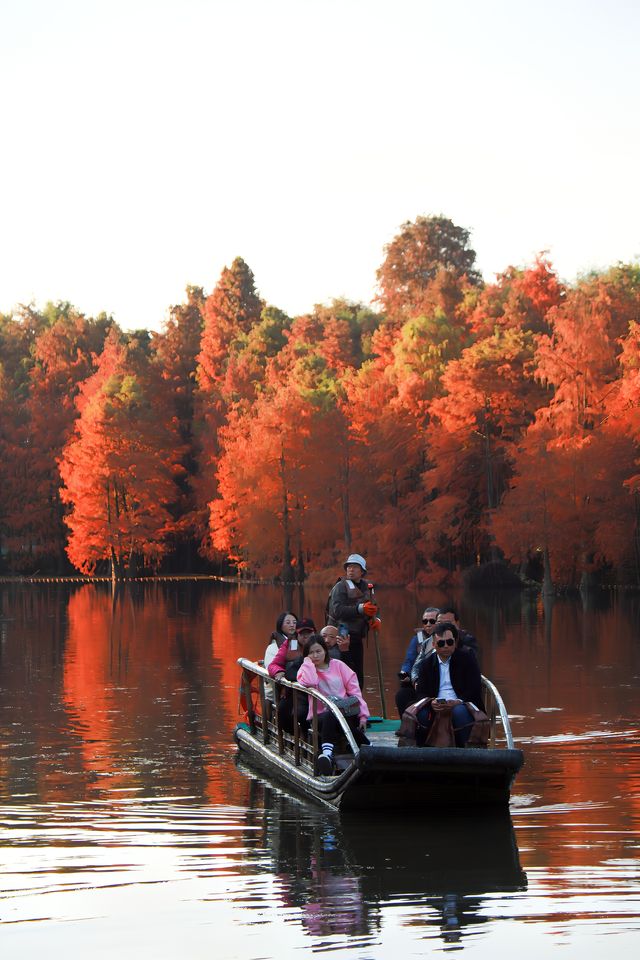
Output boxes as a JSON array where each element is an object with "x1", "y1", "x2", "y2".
[{"x1": 235, "y1": 724, "x2": 524, "y2": 811}]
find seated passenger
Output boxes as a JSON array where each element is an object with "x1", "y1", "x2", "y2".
[
  {"x1": 395, "y1": 606, "x2": 439, "y2": 718},
  {"x1": 414, "y1": 622, "x2": 483, "y2": 748},
  {"x1": 268, "y1": 617, "x2": 316, "y2": 733},
  {"x1": 295, "y1": 617, "x2": 316, "y2": 644},
  {"x1": 264, "y1": 611, "x2": 297, "y2": 672},
  {"x1": 320, "y1": 623, "x2": 357, "y2": 672},
  {"x1": 320, "y1": 624, "x2": 342, "y2": 658},
  {"x1": 297, "y1": 635, "x2": 370, "y2": 775},
  {"x1": 264, "y1": 612, "x2": 297, "y2": 708},
  {"x1": 436, "y1": 606, "x2": 479, "y2": 659}
]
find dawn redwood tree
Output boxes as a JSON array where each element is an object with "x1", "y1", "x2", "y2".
[
  {"x1": 594, "y1": 319, "x2": 640, "y2": 581},
  {"x1": 0, "y1": 308, "x2": 48, "y2": 570},
  {"x1": 208, "y1": 301, "x2": 381, "y2": 579},
  {"x1": 59, "y1": 330, "x2": 184, "y2": 576},
  {"x1": 376, "y1": 215, "x2": 482, "y2": 321},
  {"x1": 209, "y1": 383, "x2": 317, "y2": 580},
  {"x1": 194, "y1": 257, "x2": 263, "y2": 559},
  {"x1": 466, "y1": 256, "x2": 565, "y2": 340},
  {"x1": 26, "y1": 306, "x2": 113, "y2": 569},
  {"x1": 421, "y1": 326, "x2": 548, "y2": 572},
  {"x1": 494, "y1": 266, "x2": 640, "y2": 587},
  {"x1": 151, "y1": 286, "x2": 204, "y2": 561}
]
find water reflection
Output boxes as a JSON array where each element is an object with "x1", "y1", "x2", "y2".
[
  {"x1": 241, "y1": 764, "x2": 526, "y2": 946},
  {"x1": 2, "y1": 581, "x2": 640, "y2": 957}
]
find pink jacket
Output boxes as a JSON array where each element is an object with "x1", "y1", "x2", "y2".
[{"x1": 296, "y1": 657, "x2": 369, "y2": 722}]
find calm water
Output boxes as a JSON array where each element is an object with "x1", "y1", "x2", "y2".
[{"x1": 0, "y1": 581, "x2": 639, "y2": 958}]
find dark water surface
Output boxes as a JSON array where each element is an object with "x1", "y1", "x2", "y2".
[{"x1": 0, "y1": 582, "x2": 639, "y2": 958}]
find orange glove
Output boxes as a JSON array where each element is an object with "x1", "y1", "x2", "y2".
[
  {"x1": 362, "y1": 601, "x2": 378, "y2": 617},
  {"x1": 369, "y1": 616, "x2": 381, "y2": 631}
]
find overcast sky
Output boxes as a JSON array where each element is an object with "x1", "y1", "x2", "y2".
[{"x1": 1, "y1": 0, "x2": 638, "y2": 331}]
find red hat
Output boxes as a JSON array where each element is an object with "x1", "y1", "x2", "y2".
[{"x1": 296, "y1": 617, "x2": 316, "y2": 634}]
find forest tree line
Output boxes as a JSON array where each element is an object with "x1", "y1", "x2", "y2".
[{"x1": 2, "y1": 215, "x2": 640, "y2": 589}]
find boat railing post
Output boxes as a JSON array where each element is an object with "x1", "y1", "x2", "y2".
[
  {"x1": 292, "y1": 688, "x2": 301, "y2": 766},
  {"x1": 242, "y1": 669, "x2": 257, "y2": 735},
  {"x1": 488, "y1": 687, "x2": 497, "y2": 748},
  {"x1": 275, "y1": 678, "x2": 285, "y2": 755},
  {"x1": 311, "y1": 697, "x2": 319, "y2": 774},
  {"x1": 258, "y1": 674, "x2": 269, "y2": 745},
  {"x1": 481, "y1": 674, "x2": 515, "y2": 749}
]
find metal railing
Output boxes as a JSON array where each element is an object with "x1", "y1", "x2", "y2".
[
  {"x1": 237, "y1": 658, "x2": 360, "y2": 775},
  {"x1": 481, "y1": 675, "x2": 515, "y2": 749}
]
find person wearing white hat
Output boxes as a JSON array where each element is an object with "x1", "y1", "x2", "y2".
[{"x1": 326, "y1": 554, "x2": 378, "y2": 686}]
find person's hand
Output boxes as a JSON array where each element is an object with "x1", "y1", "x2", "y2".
[
  {"x1": 337, "y1": 635, "x2": 350, "y2": 651},
  {"x1": 361, "y1": 601, "x2": 377, "y2": 618},
  {"x1": 369, "y1": 616, "x2": 381, "y2": 630},
  {"x1": 358, "y1": 718, "x2": 367, "y2": 731},
  {"x1": 399, "y1": 671, "x2": 412, "y2": 687},
  {"x1": 275, "y1": 671, "x2": 285, "y2": 680}
]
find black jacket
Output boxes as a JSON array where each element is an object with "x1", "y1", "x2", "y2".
[{"x1": 415, "y1": 648, "x2": 483, "y2": 709}]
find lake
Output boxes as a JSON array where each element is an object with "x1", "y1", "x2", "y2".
[{"x1": 0, "y1": 581, "x2": 639, "y2": 958}]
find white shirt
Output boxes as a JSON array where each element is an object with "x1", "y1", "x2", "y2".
[{"x1": 437, "y1": 656, "x2": 459, "y2": 701}]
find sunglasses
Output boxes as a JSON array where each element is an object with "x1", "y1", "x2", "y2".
[
  {"x1": 435, "y1": 637, "x2": 456, "y2": 648},
  {"x1": 422, "y1": 618, "x2": 437, "y2": 625}
]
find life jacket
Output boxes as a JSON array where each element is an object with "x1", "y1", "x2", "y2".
[{"x1": 325, "y1": 577, "x2": 370, "y2": 626}]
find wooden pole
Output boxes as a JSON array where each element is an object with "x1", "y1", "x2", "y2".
[{"x1": 369, "y1": 584, "x2": 387, "y2": 719}]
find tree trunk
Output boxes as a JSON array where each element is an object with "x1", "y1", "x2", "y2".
[
  {"x1": 341, "y1": 452, "x2": 352, "y2": 552},
  {"x1": 542, "y1": 546, "x2": 554, "y2": 597},
  {"x1": 279, "y1": 445, "x2": 294, "y2": 583}
]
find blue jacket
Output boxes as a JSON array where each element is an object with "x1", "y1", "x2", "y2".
[{"x1": 400, "y1": 630, "x2": 429, "y2": 674}]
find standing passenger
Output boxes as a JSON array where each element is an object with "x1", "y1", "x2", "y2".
[{"x1": 326, "y1": 553, "x2": 378, "y2": 688}]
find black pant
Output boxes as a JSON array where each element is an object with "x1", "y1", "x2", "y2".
[
  {"x1": 317, "y1": 711, "x2": 363, "y2": 748},
  {"x1": 395, "y1": 684, "x2": 419, "y2": 719},
  {"x1": 347, "y1": 637, "x2": 364, "y2": 688},
  {"x1": 277, "y1": 693, "x2": 309, "y2": 734}
]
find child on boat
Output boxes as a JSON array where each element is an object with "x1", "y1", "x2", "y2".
[{"x1": 297, "y1": 635, "x2": 370, "y2": 775}]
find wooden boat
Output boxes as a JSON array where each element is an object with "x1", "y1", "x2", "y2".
[{"x1": 234, "y1": 658, "x2": 524, "y2": 811}]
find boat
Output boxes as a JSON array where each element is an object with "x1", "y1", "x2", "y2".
[{"x1": 234, "y1": 658, "x2": 524, "y2": 811}]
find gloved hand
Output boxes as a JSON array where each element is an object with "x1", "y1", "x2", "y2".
[
  {"x1": 369, "y1": 616, "x2": 381, "y2": 630},
  {"x1": 361, "y1": 601, "x2": 378, "y2": 618}
]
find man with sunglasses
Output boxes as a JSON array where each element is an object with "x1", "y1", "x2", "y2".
[
  {"x1": 394, "y1": 607, "x2": 439, "y2": 719},
  {"x1": 414, "y1": 621, "x2": 483, "y2": 747},
  {"x1": 436, "y1": 606, "x2": 479, "y2": 660}
]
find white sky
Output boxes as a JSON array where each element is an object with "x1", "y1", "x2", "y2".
[{"x1": 1, "y1": 0, "x2": 639, "y2": 331}]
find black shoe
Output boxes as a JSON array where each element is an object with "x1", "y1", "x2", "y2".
[{"x1": 317, "y1": 753, "x2": 334, "y2": 775}]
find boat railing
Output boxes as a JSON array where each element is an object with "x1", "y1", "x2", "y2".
[
  {"x1": 481, "y1": 675, "x2": 515, "y2": 749},
  {"x1": 237, "y1": 658, "x2": 360, "y2": 775}
]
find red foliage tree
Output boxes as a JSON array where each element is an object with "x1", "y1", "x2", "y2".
[
  {"x1": 59, "y1": 330, "x2": 184, "y2": 576},
  {"x1": 194, "y1": 258, "x2": 264, "y2": 558},
  {"x1": 376, "y1": 214, "x2": 482, "y2": 322}
]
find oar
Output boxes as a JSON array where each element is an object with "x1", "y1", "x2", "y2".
[{"x1": 368, "y1": 584, "x2": 387, "y2": 719}]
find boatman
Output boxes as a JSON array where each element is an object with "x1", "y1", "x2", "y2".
[{"x1": 326, "y1": 553, "x2": 379, "y2": 687}]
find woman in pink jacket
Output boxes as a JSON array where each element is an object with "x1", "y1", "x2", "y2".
[{"x1": 297, "y1": 635, "x2": 370, "y2": 775}]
